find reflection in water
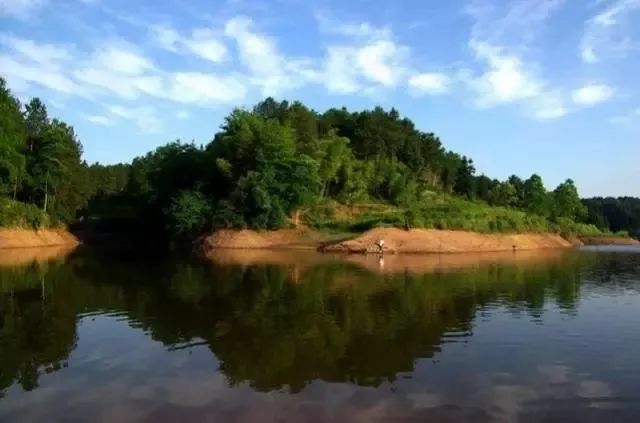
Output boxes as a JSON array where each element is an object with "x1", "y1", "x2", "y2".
[{"x1": 1, "y1": 248, "x2": 640, "y2": 421}]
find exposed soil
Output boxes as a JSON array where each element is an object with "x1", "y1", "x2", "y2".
[
  {"x1": 200, "y1": 227, "x2": 573, "y2": 254},
  {"x1": 200, "y1": 229, "x2": 348, "y2": 252},
  {"x1": 580, "y1": 236, "x2": 640, "y2": 246},
  {"x1": 0, "y1": 229, "x2": 79, "y2": 249},
  {"x1": 321, "y1": 227, "x2": 572, "y2": 254}
]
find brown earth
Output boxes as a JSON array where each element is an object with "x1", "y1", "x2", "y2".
[
  {"x1": 200, "y1": 228, "x2": 347, "y2": 252},
  {"x1": 580, "y1": 236, "x2": 640, "y2": 246},
  {"x1": 201, "y1": 227, "x2": 573, "y2": 254},
  {"x1": 321, "y1": 227, "x2": 572, "y2": 254},
  {"x1": 0, "y1": 229, "x2": 79, "y2": 249}
]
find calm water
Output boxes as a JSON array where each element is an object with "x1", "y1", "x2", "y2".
[{"x1": 1, "y1": 247, "x2": 640, "y2": 422}]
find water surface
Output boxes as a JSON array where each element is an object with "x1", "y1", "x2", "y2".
[{"x1": 1, "y1": 247, "x2": 640, "y2": 422}]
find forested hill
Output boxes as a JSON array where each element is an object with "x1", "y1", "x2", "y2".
[{"x1": 0, "y1": 77, "x2": 637, "y2": 240}]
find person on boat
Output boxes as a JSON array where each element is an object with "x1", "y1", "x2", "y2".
[{"x1": 375, "y1": 239, "x2": 385, "y2": 253}]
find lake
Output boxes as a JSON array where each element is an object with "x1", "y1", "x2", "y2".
[{"x1": 1, "y1": 247, "x2": 640, "y2": 422}]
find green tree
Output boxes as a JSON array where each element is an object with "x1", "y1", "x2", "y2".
[
  {"x1": 488, "y1": 181, "x2": 518, "y2": 207},
  {"x1": 552, "y1": 179, "x2": 586, "y2": 221},
  {"x1": 523, "y1": 174, "x2": 550, "y2": 217},
  {"x1": 0, "y1": 78, "x2": 27, "y2": 199}
]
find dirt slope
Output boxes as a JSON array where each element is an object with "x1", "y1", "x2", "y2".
[
  {"x1": 0, "y1": 229, "x2": 79, "y2": 249},
  {"x1": 321, "y1": 227, "x2": 572, "y2": 254},
  {"x1": 201, "y1": 227, "x2": 572, "y2": 254},
  {"x1": 200, "y1": 229, "x2": 343, "y2": 252}
]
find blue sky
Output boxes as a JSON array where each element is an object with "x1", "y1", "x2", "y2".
[{"x1": 1, "y1": 0, "x2": 638, "y2": 197}]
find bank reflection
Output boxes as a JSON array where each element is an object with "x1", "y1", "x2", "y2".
[{"x1": 0, "y1": 248, "x2": 610, "y2": 396}]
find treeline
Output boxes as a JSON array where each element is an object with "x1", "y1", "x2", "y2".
[
  {"x1": 583, "y1": 197, "x2": 640, "y2": 238},
  {"x1": 1, "y1": 77, "x2": 638, "y2": 239},
  {"x1": 102, "y1": 98, "x2": 592, "y2": 239},
  {"x1": 0, "y1": 78, "x2": 127, "y2": 227}
]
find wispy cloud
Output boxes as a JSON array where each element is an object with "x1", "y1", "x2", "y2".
[
  {"x1": 84, "y1": 114, "x2": 112, "y2": 126},
  {"x1": 152, "y1": 25, "x2": 228, "y2": 63},
  {"x1": 224, "y1": 15, "x2": 318, "y2": 96},
  {"x1": 609, "y1": 107, "x2": 640, "y2": 126},
  {"x1": 462, "y1": 0, "x2": 569, "y2": 120},
  {"x1": 581, "y1": 0, "x2": 640, "y2": 63},
  {"x1": 466, "y1": 0, "x2": 566, "y2": 50},
  {"x1": 109, "y1": 105, "x2": 162, "y2": 133},
  {"x1": 0, "y1": 0, "x2": 45, "y2": 19}
]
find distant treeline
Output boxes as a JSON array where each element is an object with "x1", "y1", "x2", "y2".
[
  {"x1": 0, "y1": 77, "x2": 637, "y2": 239},
  {"x1": 583, "y1": 197, "x2": 640, "y2": 238}
]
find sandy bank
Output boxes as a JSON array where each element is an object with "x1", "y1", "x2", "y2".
[
  {"x1": 0, "y1": 229, "x2": 79, "y2": 249},
  {"x1": 200, "y1": 229, "x2": 345, "y2": 252},
  {"x1": 321, "y1": 228, "x2": 572, "y2": 253},
  {"x1": 201, "y1": 227, "x2": 572, "y2": 254},
  {"x1": 580, "y1": 236, "x2": 640, "y2": 246}
]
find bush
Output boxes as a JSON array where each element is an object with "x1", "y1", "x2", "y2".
[
  {"x1": 165, "y1": 190, "x2": 212, "y2": 238},
  {"x1": 0, "y1": 198, "x2": 49, "y2": 229}
]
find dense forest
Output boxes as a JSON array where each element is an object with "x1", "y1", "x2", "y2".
[{"x1": 1, "y1": 77, "x2": 638, "y2": 241}]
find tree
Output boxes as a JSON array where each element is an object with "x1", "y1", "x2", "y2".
[
  {"x1": 523, "y1": 174, "x2": 549, "y2": 217},
  {"x1": 488, "y1": 181, "x2": 518, "y2": 207},
  {"x1": 552, "y1": 179, "x2": 586, "y2": 220},
  {"x1": 0, "y1": 78, "x2": 27, "y2": 199}
]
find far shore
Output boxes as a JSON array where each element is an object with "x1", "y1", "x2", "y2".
[
  {"x1": 1, "y1": 227, "x2": 637, "y2": 256},
  {"x1": 200, "y1": 227, "x2": 639, "y2": 255}
]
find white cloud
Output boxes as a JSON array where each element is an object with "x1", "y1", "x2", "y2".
[
  {"x1": 324, "y1": 47, "x2": 361, "y2": 94},
  {"x1": 176, "y1": 110, "x2": 190, "y2": 119},
  {"x1": 109, "y1": 105, "x2": 162, "y2": 133},
  {"x1": 408, "y1": 72, "x2": 451, "y2": 95},
  {"x1": 0, "y1": 37, "x2": 83, "y2": 96},
  {"x1": 356, "y1": 40, "x2": 407, "y2": 86},
  {"x1": 224, "y1": 15, "x2": 318, "y2": 95},
  {"x1": 0, "y1": 0, "x2": 45, "y2": 19},
  {"x1": 152, "y1": 25, "x2": 228, "y2": 63},
  {"x1": 572, "y1": 83, "x2": 614, "y2": 106},
  {"x1": 318, "y1": 16, "x2": 409, "y2": 95},
  {"x1": 93, "y1": 46, "x2": 155, "y2": 76},
  {"x1": 530, "y1": 94, "x2": 568, "y2": 120},
  {"x1": 84, "y1": 114, "x2": 112, "y2": 126},
  {"x1": 166, "y1": 72, "x2": 247, "y2": 104},
  {"x1": 581, "y1": 0, "x2": 640, "y2": 63},
  {"x1": 462, "y1": 2, "x2": 570, "y2": 121},
  {"x1": 464, "y1": 41, "x2": 542, "y2": 107}
]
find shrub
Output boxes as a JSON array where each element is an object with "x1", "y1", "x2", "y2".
[{"x1": 0, "y1": 198, "x2": 49, "y2": 229}]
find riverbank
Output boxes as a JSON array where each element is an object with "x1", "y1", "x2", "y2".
[
  {"x1": 0, "y1": 229, "x2": 79, "y2": 249},
  {"x1": 201, "y1": 227, "x2": 575, "y2": 254}
]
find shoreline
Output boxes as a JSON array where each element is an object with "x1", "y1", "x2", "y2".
[
  {"x1": 200, "y1": 227, "x2": 574, "y2": 255},
  {"x1": 201, "y1": 228, "x2": 639, "y2": 255}
]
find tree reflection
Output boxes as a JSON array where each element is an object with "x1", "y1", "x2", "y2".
[{"x1": 1, "y1": 249, "x2": 632, "y2": 396}]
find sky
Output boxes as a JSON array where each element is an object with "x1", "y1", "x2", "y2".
[{"x1": 0, "y1": 0, "x2": 639, "y2": 197}]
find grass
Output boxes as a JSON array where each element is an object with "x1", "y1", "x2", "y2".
[{"x1": 303, "y1": 194, "x2": 605, "y2": 237}]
